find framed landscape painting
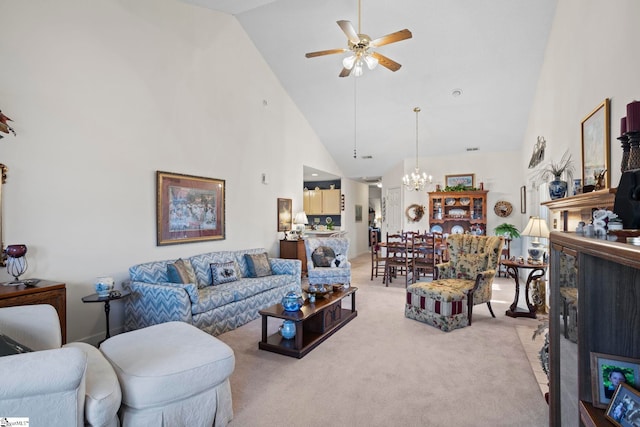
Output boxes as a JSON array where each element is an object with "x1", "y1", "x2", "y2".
[
  {"x1": 156, "y1": 171, "x2": 225, "y2": 245},
  {"x1": 445, "y1": 173, "x2": 475, "y2": 189},
  {"x1": 581, "y1": 98, "x2": 610, "y2": 188}
]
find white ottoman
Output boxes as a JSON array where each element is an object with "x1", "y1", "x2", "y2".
[{"x1": 100, "y1": 321, "x2": 235, "y2": 427}]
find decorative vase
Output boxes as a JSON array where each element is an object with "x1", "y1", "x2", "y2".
[
  {"x1": 279, "y1": 320, "x2": 296, "y2": 340},
  {"x1": 95, "y1": 276, "x2": 115, "y2": 297},
  {"x1": 548, "y1": 175, "x2": 568, "y2": 199},
  {"x1": 281, "y1": 290, "x2": 304, "y2": 311}
]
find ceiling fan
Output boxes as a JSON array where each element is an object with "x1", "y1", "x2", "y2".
[{"x1": 305, "y1": 0, "x2": 412, "y2": 77}]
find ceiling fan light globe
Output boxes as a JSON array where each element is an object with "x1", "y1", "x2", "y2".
[
  {"x1": 364, "y1": 54, "x2": 378, "y2": 70},
  {"x1": 353, "y1": 62, "x2": 364, "y2": 77},
  {"x1": 342, "y1": 55, "x2": 356, "y2": 70}
]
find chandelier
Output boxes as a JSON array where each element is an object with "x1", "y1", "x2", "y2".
[{"x1": 402, "y1": 107, "x2": 432, "y2": 191}]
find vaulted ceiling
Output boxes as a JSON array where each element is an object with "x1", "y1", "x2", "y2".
[{"x1": 180, "y1": 0, "x2": 558, "y2": 182}]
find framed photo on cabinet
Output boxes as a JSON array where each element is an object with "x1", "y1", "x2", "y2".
[{"x1": 591, "y1": 351, "x2": 640, "y2": 409}]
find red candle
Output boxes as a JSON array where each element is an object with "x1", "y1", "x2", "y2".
[
  {"x1": 627, "y1": 101, "x2": 640, "y2": 132},
  {"x1": 621, "y1": 117, "x2": 627, "y2": 136}
]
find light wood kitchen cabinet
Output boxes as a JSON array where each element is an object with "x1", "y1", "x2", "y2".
[
  {"x1": 322, "y1": 189, "x2": 341, "y2": 214},
  {"x1": 303, "y1": 189, "x2": 341, "y2": 215}
]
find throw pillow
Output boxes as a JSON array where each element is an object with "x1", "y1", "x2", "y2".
[
  {"x1": 244, "y1": 252, "x2": 272, "y2": 278},
  {"x1": 312, "y1": 246, "x2": 336, "y2": 267},
  {"x1": 330, "y1": 253, "x2": 348, "y2": 268},
  {"x1": 167, "y1": 258, "x2": 197, "y2": 285},
  {"x1": 210, "y1": 261, "x2": 238, "y2": 285}
]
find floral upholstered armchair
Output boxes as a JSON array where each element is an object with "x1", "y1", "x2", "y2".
[
  {"x1": 405, "y1": 234, "x2": 503, "y2": 332},
  {"x1": 304, "y1": 237, "x2": 351, "y2": 287},
  {"x1": 433, "y1": 234, "x2": 504, "y2": 322}
]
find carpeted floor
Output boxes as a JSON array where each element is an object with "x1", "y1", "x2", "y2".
[{"x1": 217, "y1": 253, "x2": 549, "y2": 426}]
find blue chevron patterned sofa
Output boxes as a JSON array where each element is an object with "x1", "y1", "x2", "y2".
[{"x1": 125, "y1": 248, "x2": 301, "y2": 336}]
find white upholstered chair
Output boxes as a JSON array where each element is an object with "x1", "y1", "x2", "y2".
[
  {"x1": 0, "y1": 304, "x2": 122, "y2": 426},
  {"x1": 0, "y1": 305, "x2": 235, "y2": 427}
]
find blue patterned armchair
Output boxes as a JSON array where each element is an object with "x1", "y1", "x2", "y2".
[{"x1": 304, "y1": 237, "x2": 351, "y2": 287}]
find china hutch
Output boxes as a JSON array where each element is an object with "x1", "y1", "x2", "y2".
[{"x1": 428, "y1": 190, "x2": 488, "y2": 234}]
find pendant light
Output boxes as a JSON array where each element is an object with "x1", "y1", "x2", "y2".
[{"x1": 402, "y1": 107, "x2": 432, "y2": 191}]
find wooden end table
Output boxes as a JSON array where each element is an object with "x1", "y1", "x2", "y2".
[
  {"x1": 0, "y1": 279, "x2": 67, "y2": 343},
  {"x1": 503, "y1": 260, "x2": 547, "y2": 318},
  {"x1": 259, "y1": 286, "x2": 357, "y2": 358}
]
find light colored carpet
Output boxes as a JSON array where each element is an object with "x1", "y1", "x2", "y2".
[{"x1": 217, "y1": 254, "x2": 549, "y2": 426}]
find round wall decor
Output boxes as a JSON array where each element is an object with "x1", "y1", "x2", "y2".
[
  {"x1": 494, "y1": 200, "x2": 513, "y2": 217},
  {"x1": 405, "y1": 204, "x2": 425, "y2": 222}
]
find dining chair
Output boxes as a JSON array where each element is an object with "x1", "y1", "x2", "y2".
[
  {"x1": 370, "y1": 229, "x2": 385, "y2": 280},
  {"x1": 412, "y1": 232, "x2": 436, "y2": 281},
  {"x1": 433, "y1": 231, "x2": 446, "y2": 263},
  {"x1": 383, "y1": 233, "x2": 413, "y2": 287}
]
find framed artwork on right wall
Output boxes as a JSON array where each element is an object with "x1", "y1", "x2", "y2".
[{"x1": 581, "y1": 98, "x2": 610, "y2": 188}]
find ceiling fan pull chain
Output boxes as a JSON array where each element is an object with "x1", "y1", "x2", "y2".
[{"x1": 353, "y1": 79, "x2": 357, "y2": 158}]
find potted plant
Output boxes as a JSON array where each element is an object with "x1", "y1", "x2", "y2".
[
  {"x1": 535, "y1": 150, "x2": 576, "y2": 199},
  {"x1": 494, "y1": 223, "x2": 520, "y2": 240}
]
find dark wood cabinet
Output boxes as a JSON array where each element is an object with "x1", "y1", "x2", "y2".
[
  {"x1": 549, "y1": 232, "x2": 640, "y2": 426},
  {"x1": 0, "y1": 280, "x2": 67, "y2": 343},
  {"x1": 279, "y1": 239, "x2": 307, "y2": 277}
]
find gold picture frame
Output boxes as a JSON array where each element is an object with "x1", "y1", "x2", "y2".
[
  {"x1": 581, "y1": 98, "x2": 611, "y2": 188},
  {"x1": 156, "y1": 171, "x2": 225, "y2": 245}
]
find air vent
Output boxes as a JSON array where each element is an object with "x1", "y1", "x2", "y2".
[
  {"x1": 466, "y1": 147, "x2": 479, "y2": 152},
  {"x1": 360, "y1": 155, "x2": 373, "y2": 159}
]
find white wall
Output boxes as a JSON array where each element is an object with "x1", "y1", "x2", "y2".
[
  {"x1": 340, "y1": 178, "x2": 369, "y2": 257},
  {"x1": 522, "y1": 0, "x2": 640, "y2": 211},
  {"x1": 0, "y1": 0, "x2": 342, "y2": 342}
]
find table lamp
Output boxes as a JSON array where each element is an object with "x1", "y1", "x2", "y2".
[
  {"x1": 521, "y1": 217, "x2": 550, "y2": 264},
  {"x1": 293, "y1": 211, "x2": 309, "y2": 237}
]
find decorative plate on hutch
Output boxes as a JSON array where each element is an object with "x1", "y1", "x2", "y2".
[
  {"x1": 451, "y1": 225, "x2": 465, "y2": 234},
  {"x1": 430, "y1": 225, "x2": 443, "y2": 233},
  {"x1": 493, "y1": 200, "x2": 513, "y2": 218}
]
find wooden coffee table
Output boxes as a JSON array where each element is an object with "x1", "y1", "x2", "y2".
[{"x1": 259, "y1": 286, "x2": 357, "y2": 358}]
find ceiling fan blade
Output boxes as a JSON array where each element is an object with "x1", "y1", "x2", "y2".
[
  {"x1": 370, "y1": 29, "x2": 413, "y2": 47},
  {"x1": 337, "y1": 20, "x2": 360, "y2": 44},
  {"x1": 371, "y1": 52, "x2": 401, "y2": 72},
  {"x1": 339, "y1": 67, "x2": 353, "y2": 78},
  {"x1": 305, "y1": 48, "x2": 347, "y2": 58}
]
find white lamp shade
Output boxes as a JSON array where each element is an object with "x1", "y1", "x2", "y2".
[
  {"x1": 294, "y1": 212, "x2": 309, "y2": 225},
  {"x1": 521, "y1": 217, "x2": 550, "y2": 239}
]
